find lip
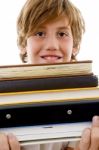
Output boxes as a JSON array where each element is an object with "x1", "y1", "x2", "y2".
[
  {"x1": 39, "y1": 55, "x2": 63, "y2": 63},
  {"x1": 40, "y1": 54, "x2": 63, "y2": 59}
]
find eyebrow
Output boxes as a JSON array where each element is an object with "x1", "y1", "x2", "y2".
[{"x1": 57, "y1": 26, "x2": 71, "y2": 30}]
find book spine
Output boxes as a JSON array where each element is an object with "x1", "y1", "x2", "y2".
[
  {"x1": 0, "y1": 99, "x2": 99, "y2": 128},
  {"x1": 0, "y1": 75, "x2": 98, "y2": 93}
]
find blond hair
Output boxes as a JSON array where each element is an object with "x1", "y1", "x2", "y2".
[{"x1": 17, "y1": 0, "x2": 85, "y2": 62}]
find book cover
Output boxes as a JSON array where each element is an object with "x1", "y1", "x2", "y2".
[
  {"x1": 0, "y1": 98, "x2": 98, "y2": 128},
  {"x1": 0, "y1": 60, "x2": 92, "y2": 79},
  {"x1": 0, "y1": 74, "x2": 98, "y2": 93},
  {"x1": 0, "y1": 87, "x2": 99, "y2": 128}
]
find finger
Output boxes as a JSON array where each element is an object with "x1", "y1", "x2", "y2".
[
  {"x1": 92, "y1": 116, "x2": 99, "y2": 127},
  {"x1": 65, "y1": 147, "x2": 74, "y2": 150},
  {"x1": 77, "y1": 128, "x2": 91, "y2": 150},
  {"x1": 74, "y1": 141, "x2": 80, "y2": 150},
  {"x1": 90, "y1": 116, "x2": 99, "y2": 150},
  {"x1": 90, "y1": 128, "x2": 99, "y2": 150},
  {"x1": 0, "y1": 133, "x2": 9, "y2": 150},
  {"x1": 7, "y1": 133, "x2": 20, "y2": 150}
]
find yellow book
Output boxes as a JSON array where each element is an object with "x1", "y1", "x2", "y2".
[{"x1": 0, "y1": 87, "x2": 99, "y2": 106}]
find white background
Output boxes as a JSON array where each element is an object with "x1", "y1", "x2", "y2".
[{"x1": 0, "y1": 0, "x2": 99, "y2": 75}]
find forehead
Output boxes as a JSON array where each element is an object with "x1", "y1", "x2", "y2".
[
  {"x1": 28, "y1": 16, "x2": 71, "y2": 37},
  {"x1": 38, "y1": 16, "x2": 70, "y2": 29}
]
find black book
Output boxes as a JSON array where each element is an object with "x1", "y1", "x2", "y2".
[
  {"x1": 0, "y1": 74, "x2": 98, "y2": 93},
  {"x1": 0, "y1": 98, "x2": 99, "y2": 128},
  {"x1": 0, "y1": 86, "x2": 99, "y2": 128}
]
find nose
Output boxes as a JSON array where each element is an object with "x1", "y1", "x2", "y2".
[{"x1": 44, "y1": 35, "x2": 59, "y2": 51}]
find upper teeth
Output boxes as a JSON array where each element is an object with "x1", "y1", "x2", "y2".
[{"x1": 42, "y1": 56, "x2": 61, "y2": 59}]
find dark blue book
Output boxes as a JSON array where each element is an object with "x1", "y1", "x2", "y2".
[{"x1": 0, "y1": 74, "x2": 98, "y2": 93}]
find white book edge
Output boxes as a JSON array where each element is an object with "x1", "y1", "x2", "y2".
[
  {"x1": 0, "y1": 122, "x2": 91, "y2": 145},
  {"x1": 0, "y1": 87, "x2": 99, "y2": 105}
]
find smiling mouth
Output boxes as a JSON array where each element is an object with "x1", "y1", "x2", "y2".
[{"x1": 41, "y1": 55, "x2": 62, "y2": 61}]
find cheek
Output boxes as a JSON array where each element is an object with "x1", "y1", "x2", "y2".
[
  {"x1": 26, "y1": 39, "x2": 39, "y2": 56},
  {"x1": 62, "y1": 41, "x2": 73, "y2": 55}
]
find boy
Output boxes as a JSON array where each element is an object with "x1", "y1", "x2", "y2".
[{"x1": 0, "y1": 0, "x2": 99, "y2": 150}]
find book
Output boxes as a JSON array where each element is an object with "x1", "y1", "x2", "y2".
[
  {"x1": 0, "y1": 60, "x2": 92, "y2": 79},
  {"x1": 0, "y1": 87, "x2": 99, "y2": 128},
  {"x1": 0, "y1": 74, "x2": 98, "y2": 93},
  {"x1": 0, "y1": 86, "x2": 99, "y2": 105},
  {"x1": 0, "y1": 122, "x2": 91, "y2": 144}
]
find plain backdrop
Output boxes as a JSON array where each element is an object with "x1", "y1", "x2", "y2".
[{"x1": 0, "y1": 0, "x2": 99, "y2": 75}]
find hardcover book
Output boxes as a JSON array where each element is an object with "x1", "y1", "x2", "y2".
[
  {"x1": 0, "y1": 74, "x2": 98, "y2": 93},
  {"x1": 0, "y1": 122, "x2": 91, "y2": 144},
  {"x1": 0, "y1": 97, "x2": 98, "y2": 128},
  {"x1": 0, "y1": 87, "x2": 99, "y2": 105},
  {"x1": 0, "y1": 60, "x2": 92, "y2": 79},
  {"x1": 0, "y1": 87, "x2": 99, "y2": 128}
]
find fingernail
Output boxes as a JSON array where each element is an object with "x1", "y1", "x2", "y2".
[{"x1": 92, "y1": 116, "x2": 99, "y2": 126}]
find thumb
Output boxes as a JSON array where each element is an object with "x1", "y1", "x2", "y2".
[
  {"x1": 92, "y1": 116, "x2": 99, "y2": 127},
  {"x1": 74, "y1": 128, "x2": 91, "y2": 150}
]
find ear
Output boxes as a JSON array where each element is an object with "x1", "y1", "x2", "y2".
[
  {"x1": 19, "y1": 47, "x2": 27, "y2": 63},
  {"x1": 72, "y1": 47, "x2": 79, "y2": 57},
  {"x1": 20, "y1": 47, "x2": 27, "y2": 55}
]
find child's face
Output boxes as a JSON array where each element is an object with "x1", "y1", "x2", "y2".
[{"x1": 24, "y1": 17, "x2": 77, "y2": 64}]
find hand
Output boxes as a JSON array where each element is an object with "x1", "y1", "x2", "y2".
[
  {"x1": 75, "y1": 116, "x2": 99, "y2": 150},
  {"x1": 0, "y1": 133, "x2": 20, "y2": 150},
  {"x1": 64, "y1": 147, "x2": 74, "y2": 150}
]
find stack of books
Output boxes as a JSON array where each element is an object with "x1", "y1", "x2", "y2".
[
  {"x1": 0, "y1": 60, "x2": 98, "y2": 92},
  {"x1": 0, "y1": 60, "x2": 98, "y2": 145}
]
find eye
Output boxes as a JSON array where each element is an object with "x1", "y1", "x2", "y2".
[
  {"x1": 35, "y1": 32, "x2": 45, "y2": 37},
  {"x1": 58, "y1": 32, "x2": 70, "y2": 38}
]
